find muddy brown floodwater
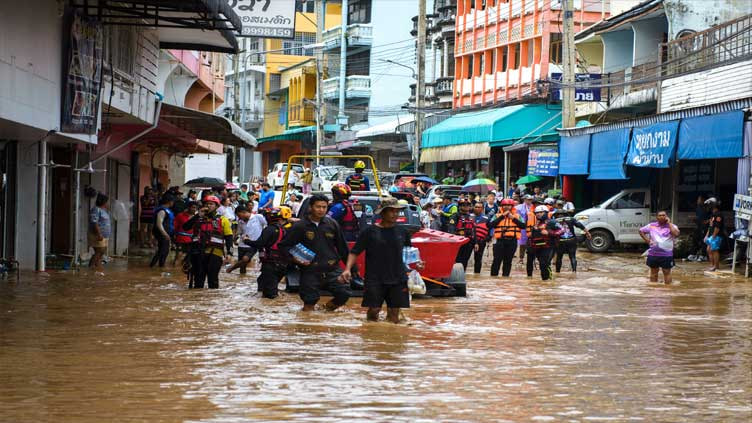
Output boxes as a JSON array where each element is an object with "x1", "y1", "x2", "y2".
[{"x1": 1, "y1": 252, "x2": 751, "y2": 422}]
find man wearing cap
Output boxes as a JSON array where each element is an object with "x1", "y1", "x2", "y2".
[
  {"x1": 341, "y1": 198, "x2": 424, "y2": 323},
  {"x1": 516, "y1": 195, "x2": 535, "y2": 264},
  {"x1": 440, "y1": 196, "x2": 458, "y2": 233},
  {"x1": 453, "y1": 199, "x2": 476, "y2": 270}
]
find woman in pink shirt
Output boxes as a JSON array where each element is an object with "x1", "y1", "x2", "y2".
[{"x1": 639, "y1": 211, "x2": 680, "y2": 284}]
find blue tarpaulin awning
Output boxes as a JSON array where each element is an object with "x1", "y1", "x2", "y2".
[
  {"x1": 559, "y1": 134, "x2": 591, "y2": 175},
  {"x1": 677, "y1": 110, "x2": 745, "y2": 160},
  {"x1": 588, "y1": 128, "x2": 631, "y2": 180},
  {"x1": 626, "y1": 120, "x2": 679, "y2": 168}
]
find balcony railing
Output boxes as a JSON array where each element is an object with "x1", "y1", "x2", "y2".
[
  {"x1": 435, "y1": 77, "x2": 453, "y2": 95},
  {"x1": 661, "y1": 13, "x2": 752, "y2": 78},
  {"x1": 322, "y1": 76, "x2": 371, "y2": 100},
  {"x1": 290, "y1": 102, "x2": 316, "y2": 124},
  {"x1": 322, "y1": 24, "x2": 373, "y2": 51},
  {"x1": 435, "y1": 0, "x2": 456, "y2": 11}
]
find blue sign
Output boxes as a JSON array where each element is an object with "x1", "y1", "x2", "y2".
[
  {"x1": 550, "y1": 73, "x2": 602, "y2": 102},
  {"x1": 528, "y1": 147, "x2": 559, "y2": 176},
  {"x1": 626, "y1": 121, "x2": 679, "y2": 168}
]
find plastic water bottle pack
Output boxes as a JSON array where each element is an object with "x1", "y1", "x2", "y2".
[
  {"x1": 290, "y1": 243, "x2": 316, "y2": 266},
  {"x1": 402, "y1": 247, "x2": 421, "y2": 265}
]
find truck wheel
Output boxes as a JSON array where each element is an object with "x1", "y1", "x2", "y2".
[{"x1": 586, "y1": 229, "x2": 613, "y2": 253}]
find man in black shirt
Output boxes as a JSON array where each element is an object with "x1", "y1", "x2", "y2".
[
  {"x1": 341, "y1": 197, "x2": 424, "y2": 323},
  {"x1": 279, "y1": 194, "x2": 350, "y2": 311}
]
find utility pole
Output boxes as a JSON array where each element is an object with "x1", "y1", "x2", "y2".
[
  {"x1": 315, "y1": 0, "x2": 326, "y2": 167},
  {"x1": 415, "y1": 0, "x2": 426, "y2": 171},
  {"x1": 561, "y1": 0, "x2": 576, "y2": 129},
  {"x1": 233, "y1": 52, "x2": 240, "y2": 123},
  {"x1": 561, "y1": 0, "x2": 576, "y2": 202},
  {"x1": 337, "y1": 0, "x2": 348, "y2": 126}
]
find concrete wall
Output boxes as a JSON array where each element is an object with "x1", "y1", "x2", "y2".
[
  {"x1": 601, "y1": 30, "x2": 634, "y2": 73},
  {"x1": 631, "y1": 17, "x2": 668, "y2": 66},
  {"x1": 664, "y1": 0, "x2": 752, "y2": 40}
]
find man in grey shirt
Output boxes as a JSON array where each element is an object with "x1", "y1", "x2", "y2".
[{"x1": 88, "y1": 194, "x2": 111, "y2": 275}]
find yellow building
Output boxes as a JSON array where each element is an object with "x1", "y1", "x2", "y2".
[{"x1": 262, "y1": 4, "x2": 341, "y2": 137}]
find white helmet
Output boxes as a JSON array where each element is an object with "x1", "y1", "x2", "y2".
[
  {"x1": 534, "y1": 205, "x2": 549, "y2": 213},
  {"x1": 544, "y1": 197, "x2": 555, "y2": 205},
  {"x1": 704, "y1": 197, "x2": 718, "y2": 205}
]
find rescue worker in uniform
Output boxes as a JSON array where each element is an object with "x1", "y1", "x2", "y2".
[
  {"x1": 516, "y1": 195, "x2": 535, "y2": 264},
  {"x1": 327, "y1": 183, "x2": 361, "y2": 242},
  {"x1": 454, "y1": 199, "x2": 476, "y2": 270},
  {"x1": 182, "y1": 195, "x2": 233, "y2": 289},
  {"x1": 246, "y1": 206, "x2": 292, "y2": 299},
  {"x1": 173, "y1": 201, "x2": 198, "y2": 267},
  {"x1": 279, "y1": 194, "x2": 351, "y2": 311},
  {"x1": 527, "y1": 205, "x2": 563, "y2": 281},
  {"x1": 472, "y1": 202, "x2": 491, "y2": 274},
  {"x1": 554, "y1": 208, "x2": 591, "y2": 273},
  {"x1": 488, "y1": 199, "x2": 526, "y2": 277},
  {"x1": 345, "y1": 160, "x2": 371, "y2": 191},
  {"x1": 440, "y1": 196, "x2": 458, "y2": 233}
]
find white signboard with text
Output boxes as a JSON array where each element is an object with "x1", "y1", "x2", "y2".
[
  {"x1": 229, "y1": 0, "x2": 297, "y2": 39},
  {"x1": 733, "y1": 194, "x2": 752, "y2": 220}
]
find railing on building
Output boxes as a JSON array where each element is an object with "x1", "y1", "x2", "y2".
[
  {"x1": 322, "y1": 24, "x2": 374, "y2": 50},
  {"x1": 661, "y1": 13, "x2": 752, "y2": 78},
  {"x1": 435, "y1": 77, "x2": 454, "y2": 96},
  {"x1": 322, "y1": 76, "x2": 371, "y2": 100},
  {"x1": 290, "y1": 102, "x2": 316, "y2": 123},
  {"x1": 269, "y1": 73, "x2": 281, "y2": 93}
]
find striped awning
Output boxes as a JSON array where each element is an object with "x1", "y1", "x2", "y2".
[{"x1": 420, "y1": 143, "x2": 491, "y2": 164}]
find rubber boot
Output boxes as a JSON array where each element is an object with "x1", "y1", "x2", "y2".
[
  {"x1": 366, "y1": 308, "x2": 380, "y2": 321},
  {"x1": 323, "y1": 301, "x2": 339, "y2": 312},
  {"x1": 302, "y1": 304, "x2": 316, "y2": 312}
]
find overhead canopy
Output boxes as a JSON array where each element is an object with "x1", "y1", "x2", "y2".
[
  {"x1": 70, "y1": 0, "x2": 241, "y2": 53},
  {"x1": 588, "y1": 128, "x2": 631, "y2": 180},
  {"x1": 559, "y1": 134, "x2": 591, "y2": 175},
  {"x1": 160, "y1": 103, "x2": 256, "y2": 148},
  {"x1": 422, "y1": 104, "x2": 561, "y2": 150},
  {"x1": 420, "y1": 143, "x2": 491, "y2": 164},
  {"x1": 677, "y1": 110, "x2": 745, "y2": 160},
  {"x1": 356, "y1": 115, "x2": 414, "y2": 140}
]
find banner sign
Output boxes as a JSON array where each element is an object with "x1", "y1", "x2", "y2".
[
  {"x1": 229, "y1": 0, "x2": 297, "y2": 39},
  {"x1": 550, "y1": 73, "x2": 602, "y2": 102},
  {"x1": 61, "y1": 12, "x2": 104, "y2": 135},
  {"x1": 733, "y1": 194, "x2": 752, "y2": 220},
  {"x1": 626, "y1": 121, "x2": 679, "y2": 168},
  {"x1": 528, "y1": 147, "x2": 559, "y2": 177}
]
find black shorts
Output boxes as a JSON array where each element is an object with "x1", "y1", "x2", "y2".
[
  {"x1": 647, "y1": 256, "x2": 674, "y2": 269},
  {"x1": 238, "y1": 246, "x2": 258, "y2": 260},
  {"x1": 139, "y1": 217, "x2": 153, "y2": 225},
  {"x1": 362, "y1": 281, "x2": 410, "y2": 309}
]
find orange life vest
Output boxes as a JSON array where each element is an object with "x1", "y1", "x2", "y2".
[{"x1": 495, "y1": 211, "x2": 522, "y2": 240}]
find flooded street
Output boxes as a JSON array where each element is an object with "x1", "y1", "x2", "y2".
[{"x1": 1, "y1": 253, "x2": 751, "y2": 422}]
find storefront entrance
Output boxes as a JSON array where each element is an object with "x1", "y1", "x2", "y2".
[{"x1": 0, "y1": 142, "x2": 17, "y2": 259}]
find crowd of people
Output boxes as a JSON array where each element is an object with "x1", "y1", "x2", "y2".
[{"x1": 82, "y1": 167, "x2": 729, "y2": 320}]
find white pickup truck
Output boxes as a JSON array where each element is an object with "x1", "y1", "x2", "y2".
[{"x1": 574, "y1": 188, "x2": 656, "y2": 252}]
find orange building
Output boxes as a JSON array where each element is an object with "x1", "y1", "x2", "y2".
[{"x1": 453, "y1": 0, "x2": 606, "y2": 109}]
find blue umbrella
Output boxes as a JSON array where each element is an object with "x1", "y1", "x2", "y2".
[{"x1": 411, "y1": 176, "x2": 439, "y2": 185}]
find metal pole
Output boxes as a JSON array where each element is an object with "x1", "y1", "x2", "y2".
[
  {"x1": 415, "y1": 0, "x2": 427, "y2": 171},
  {"x1": 504, "y1": 150, "x2": 510, "y2": 199},
  {"x1": 315, "y1": 0, "x2": 326, "y2": 167},
  {"x1": 562, "y1": 0, "x2": 576, "y2": 129},
  {"x1": 37, "y1": 139, "x2": 47, "y2": 271},
  {"x1": 233, "y1": 52, "x2": 240, "y2": 123},
  {"x1": 73, "y1": 151, "x2": 81, "y2": 268},
  {"x1": 337, "y1": 0, "x2": 348, "y2": 126},
  {"x1": 240, "y1": 40, "x2": 247, "y2": 126}
]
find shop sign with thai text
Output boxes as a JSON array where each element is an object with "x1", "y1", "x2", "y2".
[
  {"x1": 626, "y1": 121, "x2": 679, "y2": 168},
  {"x1": 229, "y1": 0, "x2": 297, "y2": 39},
  {"x1": 528, "y1": 147, "x2": 559, "y2": 177}
]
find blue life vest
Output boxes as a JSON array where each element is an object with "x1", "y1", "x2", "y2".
[{"x1": 154, "y1": 206, "x2": 175, "y2": 236}]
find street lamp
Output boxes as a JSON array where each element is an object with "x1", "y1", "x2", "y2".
[{"x1": 379, "y1": 59, "x2": 417, "y2": 79}]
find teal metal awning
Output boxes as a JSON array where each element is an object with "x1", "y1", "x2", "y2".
[
  {"x1": 257, "y1": 124, "x2": 339, "y2": 144},
  {"x1": 421, "y1": 104, "x2": 562, "y2": 149}
]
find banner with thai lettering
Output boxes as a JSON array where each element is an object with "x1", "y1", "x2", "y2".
[
  {"x1": 527, "y1": 146, "x2": 559, "y2": 177},
  {"x1": 61, "y1": 12, "x2": 104, "y2": 135},
  {"x1": 626, "y1": 121, "x2": 679, "y2": 168},
  {"x1": 229, "y1": 0, "x2": 297, "y2": 39}
]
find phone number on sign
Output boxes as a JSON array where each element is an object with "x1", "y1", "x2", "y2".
[{"x1": 242, "y1": 27, "x2": 293, "y2": 37}]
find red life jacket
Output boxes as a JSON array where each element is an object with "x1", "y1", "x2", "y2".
[
  {"x1": 455, "y1": 214, "x2": 475, "y2": 237},
  {"x1": 340, "y1": 200, "x2": 359, "y2": 234},
  {"x1": 474, "y1": 220, "x2": 489, "y2": 242},
  {"x1": 260, "y1": 225, "x2": 287, "y2": 263},
  {"x1": 198, "y1": 216, "x2": 224, "y2": 249}
]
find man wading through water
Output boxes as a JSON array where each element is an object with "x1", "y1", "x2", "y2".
[
  {"x1": 280, "y1": 194, "x2": 350, "y2": 311},
  {"x1": 182, "y1": 195, "x2": 233, "y2": 289},
  {"x1": 341, "y1": 198, "x2": 424, "y2": 323}
]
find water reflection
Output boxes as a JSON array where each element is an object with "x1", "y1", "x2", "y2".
[{"x1": 0, "y1": 253, "x2": 750, "y2": 422}]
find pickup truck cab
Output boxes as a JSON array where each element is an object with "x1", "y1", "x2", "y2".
[{"x1": 575, "y1": 189, "x2": 652, "y2": 252}]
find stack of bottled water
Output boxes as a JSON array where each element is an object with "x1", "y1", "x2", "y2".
[
  {"x1": 289, "y1": 243, "x2": 316, "y2": 265},
  {"x1": 402, "y1": 246, "x2": 421, "y2": 265}
]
